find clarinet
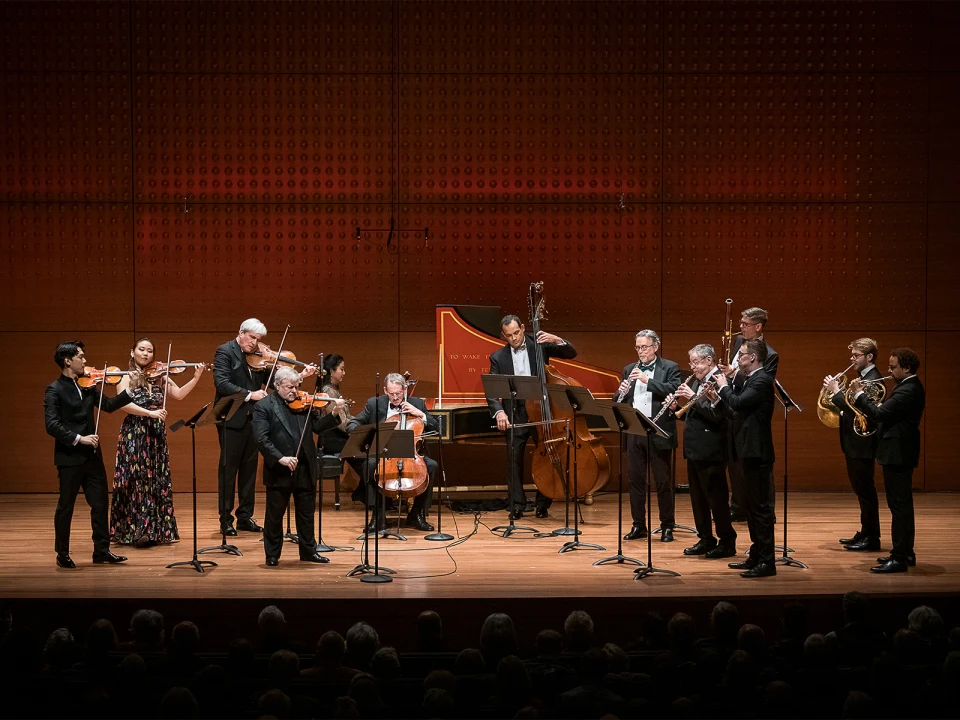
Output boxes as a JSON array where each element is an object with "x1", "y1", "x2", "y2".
[
  {"x1": 615, "y1": 361, "x2": 643, "y2": 403},
  {"x1": 652, "y1": 373, "x2": 696, "y2": 423}
]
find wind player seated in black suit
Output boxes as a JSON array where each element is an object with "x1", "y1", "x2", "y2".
[
  {"x1": 252, "y1": 366, "x2": 346, "y2": 566},
  {"x1": 721, "y1": 306, "x2": 778, "y2": 523},
  {"x1": 822, "y1": 338, "x2": 883, "y2": 552},
  {"x1": 710, "y1": 339, "x2": 777, "y2": 578},
  {"x1": 487, "y1": 314, "x2": 577, "y2": 521},
  {"x1": 828, "y1": 347, "x2": 925, "y2": 574},
  {"x1": 346, "y1": 373, "x2": 438, "y2": 532},
  {"x1": 671, "y1": 343, "x2": 737, "y2": 558},
  {"x1": 44, "y1": 341, "x2": 134, "y2": 569},
  {"x1": 616, "y1": 329, "x2": 682, "y2": 542}
]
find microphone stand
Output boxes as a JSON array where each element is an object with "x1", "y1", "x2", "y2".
[
  {"x1": 775, "y1": 380, "x2": 807, "y2": 569},
  {"x1": 424, "y1": 421, "x2": 453, "y2": 542}
]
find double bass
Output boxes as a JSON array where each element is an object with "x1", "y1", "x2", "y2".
[
  {"x1": 378, "y1": 375, "x2": 430, "y2": 501},
  {"x1": 525, "y1": 282, "x2": 610, "y2": 500}
]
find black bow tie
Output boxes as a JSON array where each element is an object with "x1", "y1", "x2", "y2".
[
  {"x1": 390, "y1": 404, "x2": 403, "y2": 411},
  {"x1": 639, "y1": 363, "x2": 656, "y2": 373}
]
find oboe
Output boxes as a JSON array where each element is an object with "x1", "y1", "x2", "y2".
[
  {"x1": 652, "y1": 373, "x2": 695, "y2": 423},
  {"x1": 615, "y1": 361, "x2": 643, "y2": 403}
]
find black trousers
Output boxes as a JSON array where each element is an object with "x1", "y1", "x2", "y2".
[
  {"x1": 217, "y1": 422, "x2": 259, "y2": 528},
  {"x1": 881, "y1": 463, "x2": 915, "y2": 561},
  {"x1": 741, "y1": 458, "x2": 775, "y2": 564},
  {"x1": 359, "y1": 456, "x2": 437, "y2": 520},
  {"x1": 54, "y1": 458, "x2": 110, "y2": 556},
  {"x1": 505, "y1": 427, "x2": 553, "y2": 514},
  {"x1": 627, "y1": 435, "x2": 675, "y2": 530},
  {"x1": 730, "y1": 460, "x2": 776, "y2": 521},
  {"x1": 263, "y1": 476, "x2": 316, "y2": 560},
  {"x1": 845, "y1": 456, "x2": 880, "y2": 539},
  {"x1": 687, "y1": 459, "x2": 736, "y2": 547}
]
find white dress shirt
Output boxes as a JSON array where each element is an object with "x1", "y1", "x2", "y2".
[
  {"x1": 512, "y1": 344, "x2": 532, "y2": 377},
  {"x1": 632, "y1": 359, "x2": 656, "y2": 418}
]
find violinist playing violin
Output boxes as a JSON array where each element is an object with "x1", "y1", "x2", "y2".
[
  {"x1": 488, "y1": 315, "x2": 577, "y2": 521},
  {"x1": 252, "y1": 367, "x2": 346, "y2": 566},
  {"x1": 346, "y1": 373, "x2": 438, "y2": 533},
  {"x1": 213, "y1": 318, "x2": 317, "y2": 536},
  {"x1": 44, "y1": 341, "x2": 134, "y2": 569},
  {"x1": 110, "y1": 337, "x2": 205, "y2": 548}
]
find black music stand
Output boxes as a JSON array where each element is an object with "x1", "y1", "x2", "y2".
[
  {"x1": 197, "y1": 392, "x2": 247, "y2": 557},
  {"x1": 166, "y1": 403, "x2": 219, "y2": 573},
  {"x1": 482, "y1": 374, "x2": 540, "y2": 538},
  {"x1": 378, "y1": 428, "x2": 418, "y2": 541},
  {"x1": 423, "y1": 417, "x2": 453, "y2": 542},
  {"x1": 775, "y1": 380, "x2": 807, "y2": 569},
  {"x1": 618, "y1": 405, "x2": 678, "y2": 580},
  {"x1": 343, "y1": 423, "x2": 399, "y2": 581},
  {"x1": 546, "y1": 385, "x2": 606, "y2": 554},
  {"x1": 593, "y1": 401, "x2": 645, "y2": 568}
]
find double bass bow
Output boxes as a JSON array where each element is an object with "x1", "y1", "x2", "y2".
[{"x1": 526, "y1": 282, "x2": 610, "y2": 501}]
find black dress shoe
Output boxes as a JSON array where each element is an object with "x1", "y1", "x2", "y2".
[
  {"x1": 364, "y1": 516, "x2": 387, "y2": 533},
  {"x1": 740, "y1": 562, "x2": 776, "y2": 578},
  {"x1": 92, "y1": 551, "x2": 127, "y2": 564},
  {"x1": 237, "y1": 519, "x2": 263, "y2": 533},
  {"x1": 706, "y1": 544, "x2": 737, "y2": 559},
  {"x1": 844, "y1": 536, "x2": 881, "y2": 552},
  {"x1": 56, "y1": 554, "x2": 76, "y2": 569},
  {"x1": 877, "y1": 554, "x2": 916, "y2": 567},
  {"x1": 508, "y1": 509, "x2": 525, "y2": 522},
  {"x1": 870, "y1": 558, "x2": 908, "y2": 573},
  {"x1": 660, "y1": 528, "x2": 675, "y2": 543},
  {"x1": 623, "y1": 526, "x2": 648, "y2": 541},
  {"x1": 683, "y1": 540, "x2": 717, "y2": 556},
  {"x1": 535, "y1": 507, "x2": 549, "y2": 519},
  {"x1": 300, "y1": 553, "x2": 330, "y2": 564},
  {"x1": 265, "y1": 556, "x2": 279, "y2": 567},
  {"x1": 728, "y1": 557, "x2": 758, "y2": 570},
  {"x1": 222, "y1": 526, "x2": 237, "y2": 537},
  {"x1": 406, "y1": 514, "x2": 435, "y2": 532},
  {"x1": 839, "y1": 531, "x2": 864, "y2": 545}
]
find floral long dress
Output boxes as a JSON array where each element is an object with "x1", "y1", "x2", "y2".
[{"x1": 110, "y1": 384, "x2": 180, "y2": 545}]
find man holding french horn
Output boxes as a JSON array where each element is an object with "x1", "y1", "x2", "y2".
[{"x1": 820, "y1": 339, "x2": 883, "y2": 552}]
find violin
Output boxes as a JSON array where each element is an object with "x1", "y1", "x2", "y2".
[
  {"x1": 144, "y1": 361, "x2": 210, "y2": 380},
  {"x1": 245, "y1": 343, "x2": 315, "y2": 373},
  {"x1": 287, "y1": 391, "x2": 354, "y2": 412},
  {"x1": 77, "y1": 366, "x2": 131, "y2": 389},
  {"x1": 378, "y1": 373, "x2": 430, "y2": 500}
]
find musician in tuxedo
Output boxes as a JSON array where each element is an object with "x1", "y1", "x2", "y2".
[
  {"x1": 823, "y1": 338, "x2": 883, "y2": 552},
  {"x1": 830, "y1": 348, "x2": 925, "y2": 574},
  {"x1": 672, "y1": 344, "x2": 736, "y2": 558},
  {"x1": 722, "y1": 306, "x2": 778, "y2": 522},
  {"x1": 213, "y1": 318, "x2": 317, "y2": 536},
  {"x1": 616, "y1": 330, "x2": 682, "y2": 542},
  {"x1": 346, "y1": 373, "x2": 438, "y2": 532},
  {"x1": 711, "y1": 339, "x2": 777, "y2": 578},
  {"x1": 252, "y1": 367, "x2": 346, "y2": 566},
  {"x1": 488, "y1": 315, "x2": 577, "y2": 520},
  {"x1": 44, "y1": 341, "x2": 134, "y2": 568}
]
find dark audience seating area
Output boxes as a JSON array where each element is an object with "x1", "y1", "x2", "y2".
[{"x1": 1, "y1": 594, "x2": 958, "y2": 719}]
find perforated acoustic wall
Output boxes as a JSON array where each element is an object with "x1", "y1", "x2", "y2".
[{"x1": 2, "y1": 1, "x2": 957, "y2": 493}]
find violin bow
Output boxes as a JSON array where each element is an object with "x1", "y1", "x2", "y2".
[
  {"x1": 162, "y1": 342, "x2": 172, "y2": 411},
  {"x1": 293, "y1": 388, "x2": 318, "y2": 472},
  {"x1": 263, "y1": 324, "x2": 291, "y2": 391},
  {"x1": 94, "y1": 363, "x2": 107, "y2": 436}
]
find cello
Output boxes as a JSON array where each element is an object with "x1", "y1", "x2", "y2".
[
  {"x1": 525, "y1": 282, "x2": 610, "y2": 500},
  {"x1": 378, "y1": 374, "x2": 430, "y2": 501}
]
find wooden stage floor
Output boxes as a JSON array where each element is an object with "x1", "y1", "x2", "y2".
[{"x1": 3, "y1": 491, "x2": 959, "y2": 602}]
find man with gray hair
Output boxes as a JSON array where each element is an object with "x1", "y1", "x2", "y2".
[
  {"x1": 252, "y1": 366, "x2": 345, "y2": 565},
  {"x1": 347, "y1": 373, "x2": 439, "y2": 532},
  {"x1": 617, "y1": 330, "x2": 682, "y2": 542},
  {"x1": 213, "y1": 318, "x2": 317, "y2": 536}
]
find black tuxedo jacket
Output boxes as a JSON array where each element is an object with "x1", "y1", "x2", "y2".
[
  {"x1": 678, "y1": 370, "x2": 728, "y2": 463},
  {"x1": 855, "y1": 375, "x2": 925, "y2": 468},
  {"x1": 620, "y1": 357, "x2": 683, "y2": 450},
  {"x1": 252, "y1": 393, "x2": 340, "y2": 488},
  {"x1": 213, "y1": 339, "x2": 267, "y2": 429},
  {"x1": 347, "y1": 395, "x2": 439, "y2": 436},
  {"x1": 730, "y1": 335, "x2": 778, "y2": 386},
  {"x1": 44, "y1": 376, "x2": 132, "y2": 467},
  {"x1": 487, "y1": 335, "x2": 577, "y2": 424},
  {"x1": 830, "y1": 365, "x2": 883, "y2": 459},
  {"x1": 718, "y1": 368, "x2": 775, "y2": 464}
]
